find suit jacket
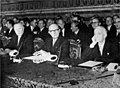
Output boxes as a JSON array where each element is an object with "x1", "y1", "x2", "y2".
[
  {"x1": 117, "y1": 33, "x2": 120, "y2": 61},
  {"x1": 69, "y1": 30, "x2": 91, "y2": 52},
  {"x1": 35, "y1": 27, "x2": 50, "y2": 41},
  {"x1": 0, "y1": 39, "x2": 3, "y2": 48},
  {"x1": 6, "y1": 32, "x2": 34, "y2": 58},
  {"x1": 59, "y1": 24, "x2": 72, "y2": 39},
  {"x1": 1, "y1": 26, "x2": 8, "y2": 35},
  {"x1": 24, "y1": 25, "x2": 33, "y2": 35},
  {"x1": 5, "y1": 28, "x2": 15, "y2": 37},
  {"x1": 42, "y1": 36, "x2": 69, "y2": 62},
  {"x1": 82, "y1": 39, "x2": 119, "y2": 64},
  {"x1": 30, "y1": 26, "x2": 40, "y2": 38},
  {"x1": 105, "y1": 25, "x2": 117, "y2": 40}
]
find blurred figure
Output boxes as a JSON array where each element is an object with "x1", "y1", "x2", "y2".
[
  {"x1": 70, "y1": 21, "x2": 90, "y2": 47},
  {"x1": 5, "y1": 19, "x2": 15, "y2": 37},
  {"x1": 19, "y1": 19, "x2": 25, "y2": 26},
  {"x1": 114, "y1": 18, "x2": 120, "y2": 36},
  {"x1": 23, "y1": 17, "x2": 32, "y2": 34},
  {"x1": 1, "y1": 18, "x2": 8, "y2": 35},
  {"x1": 30, "y1": 18, "x2": 39, "y2": 38},
  {"x1": 114, "y1": 18, "x2": 120, "y2": 60},
  {"x1": 37, "y1": 19, "x2": 50, "y2": 41},
  {"x1": 82, "y1": 26, "x2": 118, "y2": 64},
  {"x1": 113, "y1": 15, "x2": 119, "y2": 23},
  {"x1": 56, "y1": 18, "x2": 72, "y2": 39},
  {"x1": 46, "y1": 18, "x2": 55, "y2": 29},
  {"x1": 13, "y1": 17, "x2": 19, "y2": 24},
  {"x1": 104, "y1": 16, "x2": 117, "y2": 40}
]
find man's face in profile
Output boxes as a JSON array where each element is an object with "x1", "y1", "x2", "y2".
[{"x1": 49, "y1": 24, "x2": 60, "y2": 39}]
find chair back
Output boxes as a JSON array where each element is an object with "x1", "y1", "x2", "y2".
[{"x1": 69, "y1": 39, "x2": 81, "y2": 59}]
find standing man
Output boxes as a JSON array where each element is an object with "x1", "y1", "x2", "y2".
[
  {"x1": 104, "y1": 16, "x2": 117, "y2": 40},
  {"x1": 56, "y1": 18, "x2": 72, "y2": 39},
  {"x1": 37, "y1": 19, "x2": 50, "y2": 40},
  {"x1": 5, "y1": 19, "x2": 15, "y2": 37}
]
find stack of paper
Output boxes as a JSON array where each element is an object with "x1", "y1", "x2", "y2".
[{"x1": 78, "y1": 61, "x2": 103, "y2": 67}]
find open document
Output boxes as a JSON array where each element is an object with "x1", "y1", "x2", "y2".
[{"x1": 78, "y1": 61, "x2": 103, "y2": 67}]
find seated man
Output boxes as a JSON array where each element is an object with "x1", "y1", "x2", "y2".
[
  {"x1": 82, "y1": 26, "x2": 119, "y2": 65},
  {"x1": 5, "y1": 23, "x2": 34, "y2": 58},
  {"x1": 34, "y1": 24, "x2": 70, "y2": 63}
]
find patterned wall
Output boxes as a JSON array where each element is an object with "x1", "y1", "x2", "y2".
[{"x1": 1, "y1": 0, "x2": 120, "y2": 18}]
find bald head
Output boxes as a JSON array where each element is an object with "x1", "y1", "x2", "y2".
[
  {"x1": 49, "y1": 24, "x2": 59, "y2": 31},
  {"x1": 48, "y1": 24, "x2": 60, "y2": 39},
  {"x1": 14, "y1": 23, "x2": 24, "y2": 36}
]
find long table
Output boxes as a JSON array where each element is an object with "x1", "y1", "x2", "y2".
[{"x1": 2, "y1": 60, "x2": 119, "y2": 88}]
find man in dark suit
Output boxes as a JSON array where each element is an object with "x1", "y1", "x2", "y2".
[
  {"x1": 41, "y1": 24, "x2": 69, "y2": 62},
  {"x1": 82, "y1": 26, "x2": 119, "y2": 64},
  {"x1": 56, "y1": 18, "x2": 72, "y2": 39},
  {"x1": 5, "y1": 23, "x2": 34, "y2": 58},
  {"x1": 30, "y1": 18, "x2": 40, "y2": 38},
  {"x1": 69, "y1": 21, "x2": 91, "y2": 52},
  {"x1": 36, "y1": 19, "x2": 50, "y2": 41},
  {"x1": 104, "y1": 16, "x2": 117, "y2": 40},
  {"x1": 5, "y1": 19, "x2": 15, "y2": 37}
]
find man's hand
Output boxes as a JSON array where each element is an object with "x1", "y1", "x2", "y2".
[
  {"x1": 5, "y1": 48, "x2": 12, "y2": 54},
  {"x1": 90, "y1": 36, "x2": 97, "y2": 48},
  {"x1": 9, "y1": 50, "x2": 19, "y2": 57},
  {"x1": 33, "y1": 50, "x2": 50, "y2": 56}
]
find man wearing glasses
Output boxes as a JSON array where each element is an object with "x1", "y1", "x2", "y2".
[{"x1": 41, "y1": 24, "x2": 70, "y2": 63}]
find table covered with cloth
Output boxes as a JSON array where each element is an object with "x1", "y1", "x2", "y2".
[{"x1": 2, "y1": 60, "x2": 118, "y2": 88}]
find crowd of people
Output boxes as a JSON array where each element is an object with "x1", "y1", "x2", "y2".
[{"x1": 0, "y1": 13, "x2": 120, "y2": 65}]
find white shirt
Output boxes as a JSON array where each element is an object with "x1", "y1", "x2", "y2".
[
  {"x1": 52, "y1": 38, "x2": 57, "y2": 46},
  {"x1": 62, "y1": 28, "x2": 65, "y2": 37},
  {"x1": 9, "y1": 27, "x2": 13, "y2": 33},
  {"x1": 17, "y1": 35, "x2": 22, "y2": 46},
  {"x1": 30, "y1": 26, "x2": 34, "y2": 31},
  {"x1": 107, "y1": 25, "x2": 112, "y2": 31},
  {"x1": 0, "y1": 27, "x2": 2, "y2": 32},
  {"x1": 74, "y1": 30, "x2": 79, "y2": 35},
  {"x1": 98, "y1": 40, "x2": 105, "y2": 55},
  {"x1": 40, "y1": 27, "x2": 44, "y2": 32},
  {"x1": 117, "y1": 29, "x2": 120, "y2": 36}
]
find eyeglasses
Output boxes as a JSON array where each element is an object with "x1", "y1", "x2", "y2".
[
  {"x1": 92, "y1": 21, "x2": 99, "y2": 24},
  {"x1": 49, "y1": 29, "x2": 59, "y2": 33},
  {"x1": 115, "y1": 21, "x2": 120, "y2": 24}
]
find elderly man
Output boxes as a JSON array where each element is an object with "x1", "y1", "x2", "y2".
[
  {"x1": 82, "y1": 26, "x2": 119, "y2": 64},
  {"x1": 5, "y1": 23, "x2": 34, "y2": 58},
  {"x1": 40, "y1": 24, "x2": 69, "y2": 63}
]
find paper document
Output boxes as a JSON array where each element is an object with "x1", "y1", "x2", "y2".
[{"x1": 78, "y1": 61, "x2": 103, "y2": 67}]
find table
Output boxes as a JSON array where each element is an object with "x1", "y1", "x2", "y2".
[{"x1": 2, "y1": 60, "x2": 119, "y2": 88}]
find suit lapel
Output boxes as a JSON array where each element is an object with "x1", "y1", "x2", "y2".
[
  {"x1": 53, "y1": 36, "x2": 61, "y2": 49},
  {"x1": 102, "y1": 40, "x2": 109, "y2": 57},
  {"x1": 95, "y1": 44, "x2": 101, "y2": 57}
]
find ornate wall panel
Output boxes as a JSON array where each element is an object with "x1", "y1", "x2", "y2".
[{"x1": 1, "y1": 0, "x2": 120, "y2": 18}]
